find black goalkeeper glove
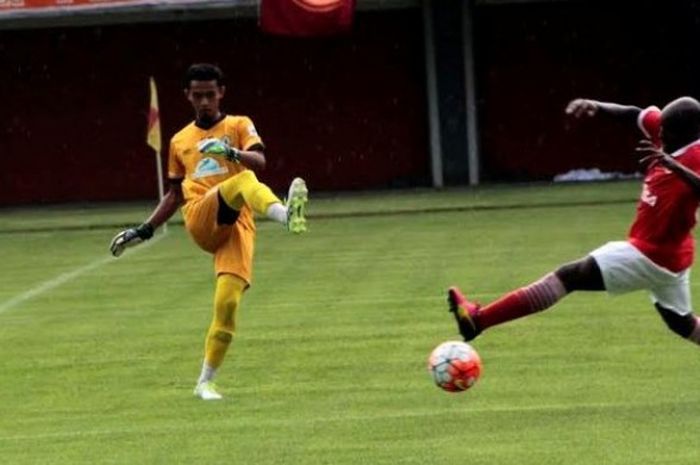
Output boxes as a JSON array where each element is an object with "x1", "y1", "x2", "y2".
[{"x1": 109, "y1": 222, "x2": 154, "y2": 257}]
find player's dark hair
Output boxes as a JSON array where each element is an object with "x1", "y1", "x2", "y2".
[
  {"x1": 661, "y1": 96, "x2": 700, "y2": 150},
  {"x1": 183, "y1": 63, "x2": 224, "y2": 89}
]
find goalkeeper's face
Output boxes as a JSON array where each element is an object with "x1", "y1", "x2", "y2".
[{"x1": 186, "y1": 80, "x2": 225, "y2": 123}]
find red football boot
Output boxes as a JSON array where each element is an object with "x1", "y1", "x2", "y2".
[{"x1": 447, "y1": 286, "x2": 482, "y2": 341}]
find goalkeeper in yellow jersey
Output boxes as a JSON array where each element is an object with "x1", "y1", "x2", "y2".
[{"x1": 109, "y1": 63, "x2": 308, "y2": 400}]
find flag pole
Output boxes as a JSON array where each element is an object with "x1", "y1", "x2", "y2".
[
  {"x1": 147, "y1": 76, "x2": 167, "y2": 233},
  {"x1": 154, "y1": 147, "x2": 167, "y2": 234}
]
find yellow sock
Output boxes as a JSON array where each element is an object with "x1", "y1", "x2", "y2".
[
  {"x1": 218, "y1": 170, "x2": 282, "y2": 215},
  {"x1": 204, "y1": 273, "x2": 246, "y2": 369}
]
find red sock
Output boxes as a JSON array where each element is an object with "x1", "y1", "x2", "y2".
[{"x1": 477, "y1": 273, "x2": 567, "y2": 331}]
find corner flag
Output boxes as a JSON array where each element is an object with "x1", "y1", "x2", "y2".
[
  {"x1": 147, "y1": 77, "x2": 162, "y2": 153},
  {"x1": 146, "y1": 77, "x2": 166, "y2": 219}
]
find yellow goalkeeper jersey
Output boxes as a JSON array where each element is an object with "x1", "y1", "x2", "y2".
[{"x1": 168, "y1": 115, "x2": 264, "y2": 202}]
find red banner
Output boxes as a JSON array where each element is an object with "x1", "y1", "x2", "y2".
[{"x1": 260, "y1": 0, "x2": 356, "y2": 37}]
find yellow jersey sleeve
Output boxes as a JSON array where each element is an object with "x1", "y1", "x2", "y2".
[{"x1": 236, "y1": 116, "x2": 264, "y2": 151}]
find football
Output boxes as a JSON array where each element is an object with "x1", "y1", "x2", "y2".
[{"x1": 428, "y1": 341, "x2": 482, "y2": 392}]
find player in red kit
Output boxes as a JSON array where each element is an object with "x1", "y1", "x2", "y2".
[{"x1": 447, "y1": 96, "x2": 700, "y2": 346}]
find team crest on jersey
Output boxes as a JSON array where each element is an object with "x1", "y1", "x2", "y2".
[{"x1": 192, "y1": 157, "x2": 228, "y2": 179}]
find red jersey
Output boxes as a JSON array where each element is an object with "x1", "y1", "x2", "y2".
[{"x1": 629, "y1": 106, "x2": 700, "y2": 271}]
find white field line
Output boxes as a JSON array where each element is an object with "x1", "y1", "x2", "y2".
[{"x1": 0, "y1": 233, "x2": 166, "y2": 316}]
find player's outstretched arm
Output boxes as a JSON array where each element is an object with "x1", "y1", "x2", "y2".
[
  {"x1": 109, "y1": 179, "x2": 184, "y2": 257},
  {"x1": 637, "y1": 140, "x2": 700, "y2": 196},
  {"x1": 566, "y1": 98, "x2": 642, "y2": 124}
]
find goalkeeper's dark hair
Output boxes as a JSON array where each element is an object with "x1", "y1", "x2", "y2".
[{"x1": 183, "y1": 63, "x2": 225, "y2": 89}]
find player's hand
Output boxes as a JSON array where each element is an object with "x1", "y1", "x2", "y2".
[
  {"x1": 197, "y1": 138, "x2": 240, "y2": 163},
  {"x1": 636, "y1": 139, "x2": 672, "y2": 167},
  {"x1": 565, "y1": 98, "x2": 598, "y2": 118},
  {"x1": 110, "y1": 223, "x2": 154, "y2": 257}
]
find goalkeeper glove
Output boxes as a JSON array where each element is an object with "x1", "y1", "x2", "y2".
[
  {"x1": 197, "y1": 138, "x2": 241, "y2": 163},
  {"x1": 110, "y1": 222, "x2": 154, "y2": 257}
]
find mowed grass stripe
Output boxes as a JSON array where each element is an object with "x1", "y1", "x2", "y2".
[{"x1": 0, "y1": 397, "x2": 695, "y2": 442}]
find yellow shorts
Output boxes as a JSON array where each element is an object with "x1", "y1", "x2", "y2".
[{"x1": 182, "y1": 187, "x2": 256, "y2": 285}]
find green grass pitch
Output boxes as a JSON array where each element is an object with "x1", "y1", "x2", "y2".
[{"x1": 2, "y1": 181, "x2": 700, "y2": 464}]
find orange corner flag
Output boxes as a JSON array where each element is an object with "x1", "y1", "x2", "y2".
[{"x1": 147, "y1": 77, "x2": 162, "y2": 153}]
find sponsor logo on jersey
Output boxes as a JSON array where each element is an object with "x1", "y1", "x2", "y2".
[
  {"x1": 648, "y1": 166, "x2": 673, "y2": 181},
  {"x1": 641, "y1": 183, "x2": 657, "y2": 207},
  {"x1": 200, "y1": 135, "x2": 232, "y2": 146},
  {"x1": 192, "y1": 157, "x2": 228, "y2": 179}
]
